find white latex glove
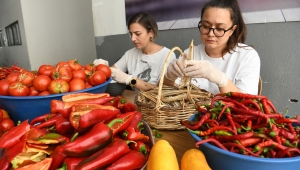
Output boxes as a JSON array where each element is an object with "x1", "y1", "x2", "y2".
[
  {"x1": 165, "y1": 55, "x2": 186, "y2": 81},
  {"x1": 93, "y1": 58, "x2": 109, "y2": 66},
  {"x1": 184, "y1": 60, "x2": 229, "y2": 87},
  {"x1": 110, "y1": 67, "x2": 132, "y2": 85}
]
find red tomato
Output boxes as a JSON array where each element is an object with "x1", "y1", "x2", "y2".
[
  {"x1": 51, "y1": 66, "x2": 72, "y2": 83},
  {"x1": 18, "y1": 71, "x2": 35, "y2": 86},
  {"x1": 69, "y1": 78, "x2": 86, "y2": 92},
  {"x1": 28, "y1": 86, "x2": 39, "y2": 96},
  {"x1": 8, "y1": 82, "x2": 29, "y2": 96},
  {"x1": 68, "y1": 59, "x2": 82, "y2": 71},
  {"x1": 72, "y1": 70, "x2": 86, "y2": 81},
  {"x1": 85, "y1": 82, "x2": 93, "y2": 89},
  {"x1": 84, "y1": 70, "x2": 92, "y2": 78},
  {"x1": 0, "y1": 118, "x2": 15, "y2": 133},
  {"x1": 0, "y1": 80, "x2": 10, "y2": 96},
  {"x1": 56, "y1": 61, "x2": 72, "y2": 72},
  {"x1": 87, "y1": 70, "x2": 106, "y2": 86},
  {"x1": 0, "y1": 109, "x2": 10, "y2": 119},
  {"x1": 33, "y1": 75, "x2": 52, "y2": 92},
  {"x1": 94, "y1": 64, "x2": 111, "y2": 79},
  {"x1": 48, "y1": 79, "x2": 69, "y2": 94},
  {"x1": 6, "y1": 72, "x2": 20, "y2": 83},
  {"x1": 38, "y1": 91, "x2": 50, "y2": 96},
  {"x1": 38, "y1": 65, "x2": 55, "y2": 76},
  {"x1": 85, "y1": 63, "x2": 95, "y2": 71}
]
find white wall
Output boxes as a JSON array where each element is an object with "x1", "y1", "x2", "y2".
[
  {"x1": 92, "y1": 0, "x2": 127, "y2": 37},
  {"x1": 0, "y1": 0, "x2": 30, "y2": 68},
  {"x1": 20, "y1": 0, "x2": 97, "y2": 70}
]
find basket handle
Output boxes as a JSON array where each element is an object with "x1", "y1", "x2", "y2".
[{"x1": 155, "y1": 46, "x2": 183, "y2": 108}]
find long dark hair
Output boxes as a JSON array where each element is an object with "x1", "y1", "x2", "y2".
[
  {"x1": 127, "y1": 12, "x2": 158, "y2": 40},
  {"x1": 201, "y1": 0, "x2": 247, "y2": 55}
]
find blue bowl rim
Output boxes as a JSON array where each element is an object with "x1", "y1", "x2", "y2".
[
  {"x1": 0, "y1": 77, "x2": 112, "y2": 100},
  {"x1": 189, "y1": 114, "x2": 300, "y2": 163}
]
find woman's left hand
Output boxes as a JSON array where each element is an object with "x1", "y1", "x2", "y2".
[
  {"x1": 184, "y1": 60, "x2": 229, "y2": 87},
  {"x1": 110, "y1": 67, "x2": 132, "y2": 85}
]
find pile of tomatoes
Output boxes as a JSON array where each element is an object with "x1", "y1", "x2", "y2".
[
  {"x1": 0, "y1": 59, "x2": 111, "y2": 96},
  {"x1": 0, "y1": 109, "x2": 15, "y2": 137}
]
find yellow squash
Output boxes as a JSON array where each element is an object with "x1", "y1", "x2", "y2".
[
  {"x1": 147, "y1": 139, "x2": 179, "y2": 170},
  {"x1": 181, "y1": 148, "x2": 212, "y2": 170}
]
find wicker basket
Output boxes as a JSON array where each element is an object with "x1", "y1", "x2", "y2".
[{"x1": 134, "y1": 42, "x2": 213, "y2": 130}]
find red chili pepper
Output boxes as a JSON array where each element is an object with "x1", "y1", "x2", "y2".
[
  {"x1": 30, "y1": 113, "x2": 55, "y2": 125},
  {"x1": 253, "y1": 140, "x2": 287, "y2": 152},
  {"x1": 129, "y1": 141, "x2": 149, "y2": 157},
  {"x1": 215, "y1": 92, "x2": 267, "y2": 99},
  {"x1": 69, "y1": 104, "x2": 118, "y2": 130},
  {"x1": 62, "y1": 122, "x2": 113, "y2": 157},
  {"x1": 270, "y1": 124, "x2": 281, "y2": 144},
  {"x1": 211, "y1": 97, "x2": 249, "y2": 110},
  {"x1": 79, "y1": 108, "x2": 120, "y2": 129},
  {"x1": 122, "y1": 112, "x2": 149, "y2": 142},
  {"x1": 240, "y1": 99, "x2": 261, "y2": 111},
  {"x1": 35, "y1": 113, "x2": 62, "y2": 129},
  {"x1": 76, "y1": 138, "x2": 131, "y2": 170},
  {"x1": 276, "y1": 147, "x2": 300, "y2": 158},
  {"x1": 275, "y1": 118, "x2": 300, "y2": 124},
  {"x1": 50, "y1": 100, "x2": 72, "y2": 118},
  {"x1": 180, "y1": 113, "x2": 211, "y2": 130},
  {"x1": 120, "y1": 102, "x2": 139, "y2": 113},
  {"x1": 223, "y1": 143, "x2": 260, "y2": 157},
  {"x1": 195, "y1": 138, "x2": 228, "y2": 151},
  {"x1": 0, "y1": 134, "x2": 27, "y2": 169},
  {"x1": 104, "y1": 96, "x2": 121, "y2": 108},
  {"x1": 0, "y1": 120, "x2": 30, "y2": 148},
  {"x1": 238, "y1": 137, "x2": 262, "y2": 147},
  {"x1": 188, "y1": 126, "x2": 235, "y2": 136},
  {"x1": 106, "y1": 111, "x2": 135, "y2": 136},
  {"x1": 225, "y1": 109, "x2": 237, "y2": 135},
  {"x1": 56, "y1": 116, "x2": 74, "y2": 135},
  {"x1": 106, "y1": 150, "x2": 147, "y2": 170},
  {"x1": 57, "y1": 157, "x2": 87, "y2": 170},
  {"x1": 218, "y1": 132, "x2": 254, "y2": 141},
  {"x1": 49, "y1": 145, "x2": 67, "y2": 170},
  {"x1": 230, "y1": 107, "x2": 269, "y2": 123},
  {"x1": 278, "y1": 128, "x2": 297, "y2": 141}
]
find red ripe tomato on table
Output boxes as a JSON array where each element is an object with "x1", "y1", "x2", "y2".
[
  {"x1": 72, "y1": 70, "x2": 86, "y2": 81},
  {"x1": 87, "y1": 70, "x2": 106, "y2": 86},
  {"x1": 8, "y1": 81, "x2": 29, "y2": 96},
  {"x1": 85, "y1": 63, "x2": 95, "y2": 71},
  {"x1": 38, "y1": 65, "x2": 55, "y2": 77},
  {"x1": 18, "y1": 71, "x2": 35, "y2": 86},
  {"x1": 94, "y1": 64, "x2": 111, "y2": 79},
  {"x1": 33, "y1": 75, "x2": 52, "y2": 92},
  {"x1": 69, "y1": 78, "x2": 86, "y2": 92},
  {"x1": 68, "y1": 59, "x2": 82, "y2": 71},
  {"x1": 56, "y1": 61, "x2": 72, "y2": 72},
  {"x1": 0, "y1": 80, "x2": 10, "y2": 96},
  {"x1": 28, "y1": 86, "x2": 40, "y2": 96},
  {"x1": 48, "y1": 79, "x2": 69, "y2": 94},
  {"x1": 51, "y1": 66, "x2": 72, "y2": 83},
  {"x1": 6, "y1": 72, "x2": 20, "y2": 83},
  {"x1": 38, "y1": 91, "x2": 50, "y2": 96},
  {"x1": 0, "y1": 118, "x2": 15, "y2": 133}
]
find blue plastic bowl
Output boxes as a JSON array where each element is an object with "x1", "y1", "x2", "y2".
[
  {"x1": 188, "y1": 114, "x2": 300, "y2": 170},
  {"x1": 0, "y1": 77, "x2": 112, "y2": 124}
]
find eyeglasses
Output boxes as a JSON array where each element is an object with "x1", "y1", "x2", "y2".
[{"x1": 198, "y1": 21, "x2": 234, "y2": 37}]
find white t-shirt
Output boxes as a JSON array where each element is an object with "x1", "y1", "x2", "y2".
[
  {"x1": 176, "y1": 43, "x2": 261, "y2": 95},
  {"x1": 115, "y1": 47, "x2": 176, "y2": 85}
]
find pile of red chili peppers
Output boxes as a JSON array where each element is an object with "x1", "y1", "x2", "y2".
[
  {"x1": 0, "y1": 93, "x2": 151, "y2": 170},
  {"x1": 0, "y1": 64, "x2": 23, "y2": 80},
  {"x1": 181, "y1": 92, "x2": 300, "y2": 158}
]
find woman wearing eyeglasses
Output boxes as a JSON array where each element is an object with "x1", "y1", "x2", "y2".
[{"x1": 164, "y1": 0, "x2": 260, "y2": 95}]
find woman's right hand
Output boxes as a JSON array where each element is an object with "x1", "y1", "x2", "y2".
[{"x1": 165, "y1": 55, "x2": 186, "y2": 81}]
